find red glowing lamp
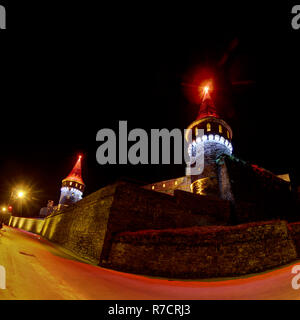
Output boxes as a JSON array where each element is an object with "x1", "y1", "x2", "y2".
[
  {"x1": 197, "y1": 82, "x2": 212, "y2": 100},
  {"x1": 203, "y1": 86, "x2": 209, "y2": 94}
]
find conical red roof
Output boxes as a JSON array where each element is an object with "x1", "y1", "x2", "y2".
[
  {"x1": 63, "y1": 155, "x2": 84, "y2": 185},
  {"x1": 196, "y1": 90, "x2": 219, "y2": 120}
]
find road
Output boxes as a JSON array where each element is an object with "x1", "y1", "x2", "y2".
[{"x1": 0, "y1": 226, "x2": 299, "y2": 300}]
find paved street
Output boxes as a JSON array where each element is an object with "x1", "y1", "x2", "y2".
[{"x1": 0, "y1": 226, "x2": 299, "y2": 300}]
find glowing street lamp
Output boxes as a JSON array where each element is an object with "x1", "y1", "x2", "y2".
[
  {"x1": 7, "y1": 188, "x2": 28, "y2": 217},
  {"x1": 17, "y1": 191, "x2": 25, "y2": 198},
  {"x1": 1, "y1": 207, "x2": 7, "y2": 212}
]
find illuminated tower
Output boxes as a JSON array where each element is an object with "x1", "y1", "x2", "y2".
[
  {"x1": 59, "y1": 155, "x2": 85, "y2": 206},
  {"x1": 187, "y1": 85, "x2": 233, "y2": 197}
]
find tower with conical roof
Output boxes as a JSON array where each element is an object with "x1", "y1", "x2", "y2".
[
  {"x1": 59, "y1": 155, "x2": 85, "y2": 206},
  {"x1": 187, "y1": 85, "x2": 233, "y2": 197}
]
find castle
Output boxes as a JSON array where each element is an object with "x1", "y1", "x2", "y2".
[
  {"x1": 12, "y1": 82, "x2": 299, "y2": 279},
  {"x1": 39, "y1": 84, "x2": 295, "y2": 223}
]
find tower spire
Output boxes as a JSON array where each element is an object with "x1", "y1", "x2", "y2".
[
  {"x1": 196, "y1": 85, "x2": 219, "y2": 120},
  {"x1": 63, "y1": 155, "x2": 84, "y2": 185}
]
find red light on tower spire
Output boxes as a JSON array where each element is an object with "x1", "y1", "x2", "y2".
[
  {"x1": 197, "y1": 83, "x2": 212, "y2": 101},
  {"x1": 203, "y1": 85, "x2": 209, "y2": 95},
  {"x1": 196, "y1": 82, "x2": 219, "y2": 120},
  {"x1": 199, "y1": 84, "x2": 211, "y2": 100},
  {"x1": 62, "y1": 154, "x2": 85, "y2": 186}
]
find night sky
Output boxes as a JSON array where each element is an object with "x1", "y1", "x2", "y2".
[{"x1": 1, "y1": 3, "x2": 299, "y2": 216}]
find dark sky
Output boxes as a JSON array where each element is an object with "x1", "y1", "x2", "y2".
[{"x1": 1, "y1": 2, "x2": 299, "y2": 216}]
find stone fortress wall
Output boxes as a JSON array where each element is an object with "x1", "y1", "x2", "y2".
[
  {"x1": 7, "y1": 180, "x2": 300, "y2": 278},
  {"x1": 8, "y1": 182, "x2": 231, "y2": 263},
  {"x1": 107, "y1": 220, "x2": 298, "y2": 278}
]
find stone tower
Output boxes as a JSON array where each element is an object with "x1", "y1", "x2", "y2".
[
  {"x1": 187, "y1": 86, "x2": 233, "y2": 197},
  {"x1": 59, "y1": 155, "x2": 85, "y2": 206}
]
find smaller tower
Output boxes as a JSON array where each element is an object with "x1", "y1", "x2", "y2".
[{"x1": 59, "y1": 155, "x2": 85, "y2": 207}]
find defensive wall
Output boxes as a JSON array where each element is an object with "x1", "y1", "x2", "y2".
[
  {"x1": 8, "y1": 182, "x2": 231, "y2": 263},
  {"x1": 7, "y1": 181, "x2": 300, "y2": 278},
  {"x1": 106, "y1": 220, "x2": 298, "y2": 278}
]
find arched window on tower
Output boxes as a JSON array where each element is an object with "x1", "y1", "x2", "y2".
[
  {"x1": 219, "y1": 125, "x2": 223, "y2": 133},
  {"x1": 227, "y1": 130, "x2": 230, "y2": 139},
  {"x1": 207, "y1": 123, "x2": 211, "y2": 132},
  {"x1": 195, "y1": 127, "x2": 198, "y2": 136}
]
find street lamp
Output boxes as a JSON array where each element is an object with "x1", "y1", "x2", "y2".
[
  {"x1": 17, "y1": 191, "x2": 25, "y2": 198},
  {"x1": 8, "y1": 188, "x2": 28, "y2": 217}
]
